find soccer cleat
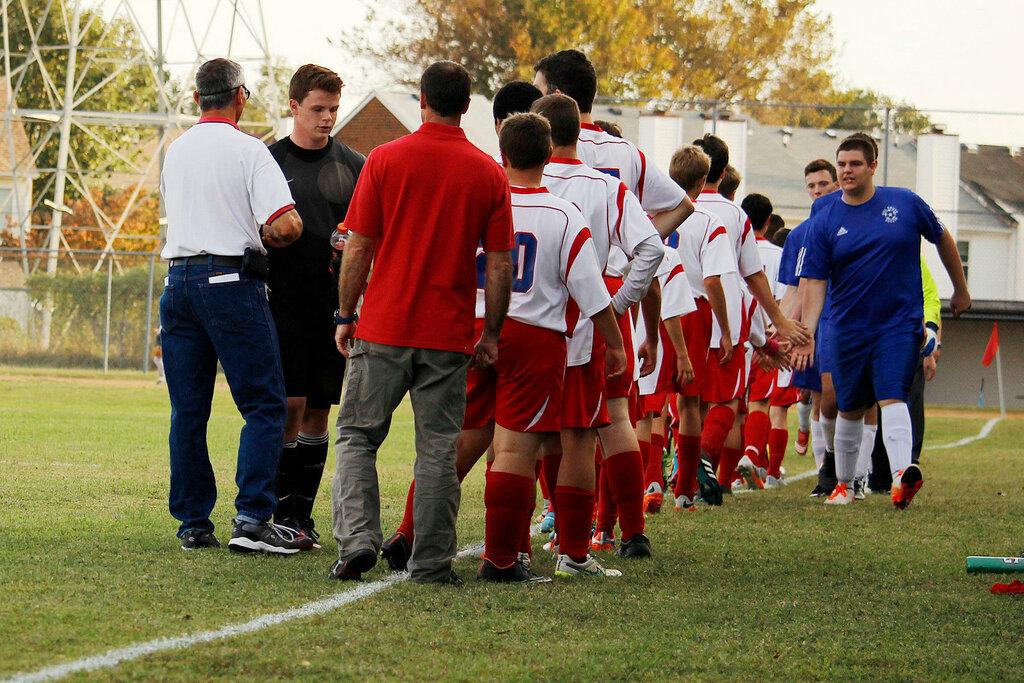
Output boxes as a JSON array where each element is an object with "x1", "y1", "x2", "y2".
[
  {"x1": 478, "y1": 559, "x2": 552, "y2": 584},
  {"x1": 892, "y1": 464, "x2": 924, "y2": 510},
  {"x1": 853, "y1": 477, "x2": 866, "y2": 501},
  {"x1": 674, "y1": 494, "x2": 697, "y2": 511},
  {"x1": 616, "y1": 533, "x2": 652, "y2": 559},
  {"x1": 590, "y1": 531, "x2": 616, "y2": 552},
  {"x1": 543, "y1": 533, "x2": 559, "y2": 555},
  {"x1": 555, "y1": 553, "x2": 623, "y2": 578},
  {"x1": 809, "y1": 484, "x2": 829, "y2": 498},
  {"x1": 764, "y1": 475, "x2": 784, "y2": 489},
  {"x1": 795, "y1": 428, "x2": 809, "y2": 455},
  {"x1": 381, "y1": 532, "x2": 412, "y2": 571},
  {"x1": 824, "y1": 483, "x2": 854, "y2": 506},
  {"x1": 328, "y1": 548, "x2": 378, "y2": 581},
  {"x1": 228, "y1": 519, "x2": 314, "y2": 555},
  {"x1": 696, "y1": 457, "x2": 723, "y2": 506},
  {"x1": 667, "y1": 454, "x2": 679, "y2": 491},
  {"x1": 736, "y1": 456, "x2": 765, "y2": 490},
  {"x1": 540, "y1": 510, "x2": 556, "y2": 534},
  {"x1": 535, "y1": 503, "x2": 550, "y2": 525},
  {"x1": 180, "y1": 528, "x2": 220, "y2": 550},
  {"x1": 643, "y1": 483, "x2": 664, "y2": 514}
]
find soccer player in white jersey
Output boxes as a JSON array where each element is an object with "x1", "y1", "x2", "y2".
[
  {"x1": 691, "y1": 134, "x2": 810, "y2": 489},
  {"x1": 530, "y1": 93, "x2": 664, "y2": 563},
  {"x1": 794, "y1": 133, "x2": 970, "y2": 508},
  {"x1": 472, "y1": 113, "x2": 626, "y2": 581},
  {"x1": 667, "y1": 146, "x2": 735, "y2": 508},
  {"x1": 632, "y1": 245, "x2": 696, "y2": 517},
  {"x1": 737, "y1": 193, "x2": 794, "y2": 490}
]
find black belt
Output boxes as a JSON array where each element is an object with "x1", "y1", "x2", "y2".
[{"x1": 169, "y1": 255, "x2": 244, "y2": 268}]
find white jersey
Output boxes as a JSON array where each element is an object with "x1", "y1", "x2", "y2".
[
  {"x1": 635, "y1": 248, "x2": 697, "y2": 394},
  {"x1": 747, "y1": 237, "x2": 786, "y2": 347},
  {"x1": 473, "y1": 187, "x2": 608, "y2": 334},
  {"x1": 577, "y1": 122, "x2": 686, "y2": 215},
  {"x1": 673, "y1": 205, "x2": 736, "y2": 299},
  {"x1": 695, "y1": 191, "x2": 763, "y2": 347},
  {"x1": 542, "y1": 158, "x2": 661, "y2": 366}
]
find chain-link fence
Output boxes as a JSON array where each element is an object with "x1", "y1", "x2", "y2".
[{"x1": 0, "y1": 247, "x2": 163, "y2": 371}]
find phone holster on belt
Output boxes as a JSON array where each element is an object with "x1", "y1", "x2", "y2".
[{"x1": 242, "y1": 247, "x2": 270, "y2": 280}]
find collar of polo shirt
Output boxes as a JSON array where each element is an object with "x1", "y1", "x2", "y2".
[{"x1": 198, "y1": 115, "x2": 240, "y2": 131}]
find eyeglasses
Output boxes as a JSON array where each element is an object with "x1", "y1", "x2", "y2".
[{"x1": 198, "y1": 84, "x2": 250, "y2": 100}]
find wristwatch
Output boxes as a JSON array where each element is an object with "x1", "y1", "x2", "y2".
[{"x1": 334, "y1": 309, "x2": 358, "y2": 325}]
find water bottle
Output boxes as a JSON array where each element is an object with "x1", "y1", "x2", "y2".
[{"x1": 330, "y1": 223, "x2": 348, "y2": 252}]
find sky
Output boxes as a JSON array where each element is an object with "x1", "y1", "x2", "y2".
[{"x1": 127, "y1": 0, "x2": 1024, "y2": 146}]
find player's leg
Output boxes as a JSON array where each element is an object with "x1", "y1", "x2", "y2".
[
  {"x1": 739, "y1": 397, "x2": 770, "y2": 491},
  {"x1": 766, "y1": 403, "x2": 791, "y2": 487},
  {"x1": 597, "y1": 397, "x2": 653, "y2": 559},
  {"x1": 815, "y1": 373, "x2": 840, "y2": 497},
  {"x1": 272, "y1": 325, "x2": 310, "y2": 529},
  {"x1": 871, "y1": 329, "x2": 924, "y2": 509},
  {"x1": 721, "y1": 412, "x2": 745, "y2": 493},
  {"x1": 825, "y1": 336, "x2": 873, "y2": 506},
  {"x1": 673, "y1": 394, "x2": 703, "y2": 509},
  {"x1": 795, "y1": 391, "x2": 812, "y2": 455},
  {"x1": 854, "y1": 404, "x2": 878, "y2": 499}
]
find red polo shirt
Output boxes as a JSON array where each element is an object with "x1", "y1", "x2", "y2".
[{"x1": 345, "y1": 122, "x2": 514, "y2": 354}]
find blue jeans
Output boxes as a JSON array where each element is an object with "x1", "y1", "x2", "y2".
[{"x1": 160, "y1": 259, "x2": 287, "y2": 536}]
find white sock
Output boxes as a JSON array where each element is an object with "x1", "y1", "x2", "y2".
[
  {"x1": 810, "y1": 419, "x2": 825, "y2": 469},
  {"x1": 881, "y1": 403, "x2": 913, "y2": 477},
  {"x1": 833, "y1": 416, "x2": 863, "y2": 485},
  {"x1": 856, "y1": 423, "x2": 878, "y2": 479},
  {"x1": 797, "y1": 401, "x2": 812, "y2": 431},
  {"x1": 820, "y1": 415, "x2": 836, "y2": 452}
]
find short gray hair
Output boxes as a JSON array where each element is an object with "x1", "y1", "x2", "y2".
[{"x1": 196, "y1": 58, "x2": 244, "y2": 111}]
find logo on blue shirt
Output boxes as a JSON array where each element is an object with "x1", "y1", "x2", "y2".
[
  {"x1": 837, "y1": 227, "x2": 848, "y2": 236},
  {"x1": 882, "y1": 206, "x2": 899, "y2": 223}
]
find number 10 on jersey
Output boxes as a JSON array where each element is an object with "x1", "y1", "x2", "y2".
[{"x1": 477, "y1": 232, "x2": 537, "y2": 293}]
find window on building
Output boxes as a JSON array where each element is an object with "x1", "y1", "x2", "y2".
[{"x1": 956, "y1": 239, "x2": 970, "y2": 279}]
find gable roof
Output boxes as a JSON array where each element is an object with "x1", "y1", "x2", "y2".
[{"x1": 960, "y1": 144, "x2": 1024, "y2": 215}]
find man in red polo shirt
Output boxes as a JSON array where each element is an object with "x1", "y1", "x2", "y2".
[{"x1": 328, "y1": 61, "x2": 514, "y2": 585}]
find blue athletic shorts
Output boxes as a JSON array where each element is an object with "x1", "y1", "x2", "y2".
[
  {"x1": 829, "y1": 326, "x2": 921, "y2": 412},
  {"x1": 817, "y1": 321, "x2": 833, "y2": 374}
]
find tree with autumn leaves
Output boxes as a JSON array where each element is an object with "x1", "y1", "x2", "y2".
[{"x1": 341, "y1": 0, "x2": 926, "y2": 131}]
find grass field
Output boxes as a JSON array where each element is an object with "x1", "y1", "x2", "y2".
[{"x1": 2, "y1": 366, "x2": 1023, "y2": 681}]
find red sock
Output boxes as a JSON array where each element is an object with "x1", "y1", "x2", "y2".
[
  {"x1": 767, "y1": 428, "x2": 789, "y2": 479},
  {"x1": 603, "y1": 450, "x2": 645, "y2": 539},
  {"x1": 596, "y1": 459, "x2": 617, "y2": 534},
  {"x1": 700, "y1": 405, "x2": 735, "y2": 464},
  {"x1": 536, "y1": 458, "x2": 550, "y2": 502},
  {"x1": 651, "y1": 433, "x2": 666, "y2": 487},
  {"x1": 639, "y1": 440, "x2": 656, "y2": 490},
  {"x1": 719, "y1": 447, "x2": 743, "y2": 491},
  {"x1": 519, "y1": 466, "x2": 539, "y2": 556},
  {"x1": 742, "y1": 411, "x2": 771, "y2": 469},
  {"x1": 542, "y1": 450, "x2": 562, "y2": 511},
  {"x1": 484, "y1": 470, "x2": 535, "y2": 569},
  {"x1": 395, "y1": 480, "x2": 416, "y2": 541},
  {"x1": 674, "y1": 435, "x2": 701, "y2": 499},
  {"x1": 554, "y1": 485, "x2": 594, "y2": 561}
]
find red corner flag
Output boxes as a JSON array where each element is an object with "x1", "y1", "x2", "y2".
[{"x1": 982, "y1": 323, "x2": 1000, "y2": 367}]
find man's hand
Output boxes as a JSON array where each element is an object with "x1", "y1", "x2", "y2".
[
  {"x1": 790, "y1": 338, "x2": 815, "y2": 372},
  {"x1": 473, "y1": 330, "x2": 500, "y2": 369},
  {"x1": 718, "y1": 335, "x2": 734, "y2": 365},
  {"x1": 335, "y1": 323, "x2": 355, "y2": 357},
  {"x1": 774, "y1": 317, "x2": 811, "y2": 347},
  {"x1": 923, "y1": 354, "x2": 937, "y2": 382},
  {"x1": 637, "y1": 338, "x2": 657, "y2": 377},
  {"x1": 950, "y1": 287, "x2": 971, "y2": 318},
  {"x1": 675, "y1": 355, "x2": 694, "y2": 386},
  {"x1": 605, "y1": 345, "x2": 627, "y2": 380}
]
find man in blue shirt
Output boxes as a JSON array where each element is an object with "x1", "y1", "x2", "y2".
[{"x1": 794, "y1": 133, "x2": 970, "y2": 509}]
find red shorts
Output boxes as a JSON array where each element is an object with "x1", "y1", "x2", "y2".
[
  {"x1": 702, "y1": 343, "x2": 747, "y2": 405},
  {"x1": 603, "y1": 275, "x2": 635, "y2": 400},
  {"x1": 642, "y1": 390, "x2": 670, "y2": 416},
  {"x1": 561, "y1": 353, "x2": 611, "y2": 429},
  {"x1": 747, "y1": 363, "x2": 774, "y2": 403},
  {"x1": 679, "y1": 300, "x2": 711, "y2": 398},
  {"x1": 771, "y1": 383, "x2": 801, "y2": 407},
  {"x1": 463, "y1": 319, "x2": 566, "y2": 433}
]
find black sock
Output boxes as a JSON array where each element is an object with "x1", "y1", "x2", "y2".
[
  {"x1": 818, "y1": 450, "x2": 837, "y2": 489},
  {"x1": 293, "y1": 432, "x2": 329, "y2": 525},
  {"x1": 274, "y1": 440, "x2": 299, "y2": 523}
]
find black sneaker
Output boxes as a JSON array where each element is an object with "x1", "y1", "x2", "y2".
[
  {"x1": 227, "y1": 519, "x2": 314, "y2": 555},
  {"x1": 277, "y1": 517, "x2": 321, "y2": 550},
  {"x1": 478, "y1": 559, "x2": 552, "y2": 584},
  {"x1": 616, "y1": 533, "x2": 652, "y2": 559},
  {"x1": 696, "y1": 457, "x2": 723, "y2": 506},
  {"x1": 180, "y1": 528, "x2": 220, "y2": 550},
  {"x1": 328, "y1": 548, "x2": 378, "y2": 581},
  {"x1": 808, "y1": 484, "x2": 829, "y2": 497},
  {"x1": 381, "y1": 532, "x2": 412, "y2": 571}
]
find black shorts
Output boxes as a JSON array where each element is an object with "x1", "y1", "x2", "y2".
[{"x1": 275, "y1": 321, "x2": 345, "y2": 409}]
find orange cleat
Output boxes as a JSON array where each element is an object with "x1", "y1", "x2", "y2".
[{"x1": 891, "y1": 464, "x2": 924, "y2": 510}]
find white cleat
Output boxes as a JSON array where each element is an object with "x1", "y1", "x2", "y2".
[
  {"x1": 764, "y1": 475, "x2": 785, "y2": 489},
  {"x1": 824, "y1": 482, "x2": 855, "y2": 505},
  {"x1": 555, "y1": 553, "x2": 623, "y2": 578},
  {"x1": 674, "y1": 494, "x2": 697, "y2": 511},
  {"x1": 736, "y1": 456, "x2": 765, "y2": 490}
]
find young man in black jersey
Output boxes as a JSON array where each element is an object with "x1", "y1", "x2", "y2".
[{"x1": 267, "y1": 64, "x2": 365, "y2": 545}]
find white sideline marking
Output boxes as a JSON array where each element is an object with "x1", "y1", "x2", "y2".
[
  {"x1": 733, "y1": 417, "x2": 1003, "y2": 495},
  {"x1": 4, "y1": 543, "x2": 487, "y2": 683},
  {"x1": 8, "y1": 417, "x2": 1004, "y2": 682}
]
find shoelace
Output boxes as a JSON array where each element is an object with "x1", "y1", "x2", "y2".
[{"x1": 269, "y1": 523, "x2": 301, "y2": 542}]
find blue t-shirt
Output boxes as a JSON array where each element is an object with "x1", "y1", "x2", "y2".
[{"x1": 800, "y1": 186, "x2": 943, "y2": 333}]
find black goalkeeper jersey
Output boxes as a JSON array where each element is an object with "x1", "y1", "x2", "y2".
[{"x1": 266, "y1": 136, "x2": 365, "y2": 332}]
